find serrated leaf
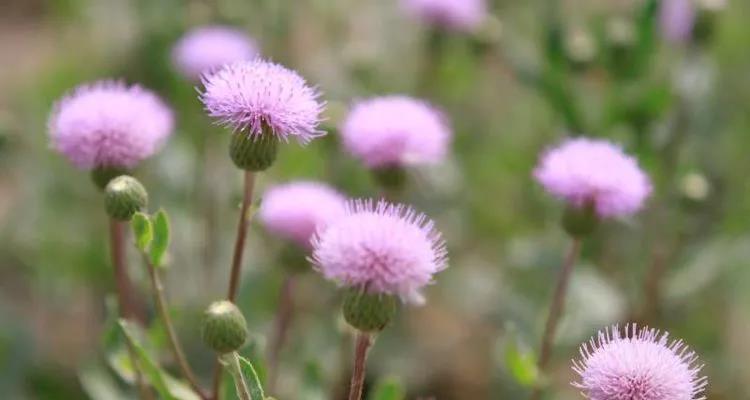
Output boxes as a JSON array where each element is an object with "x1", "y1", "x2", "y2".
[
  {"x1": 131, "y1": 212, "x2": 153, "y2": 252},
  {"x1": 118, "y1": 319, "x2": 177, "y2": 400},
  {"x1": 369, "y1": 377, "x2": 406, "y2": 400},
  {"x1": 150, "y1": 209, "x2": 170, "y2": 267}
]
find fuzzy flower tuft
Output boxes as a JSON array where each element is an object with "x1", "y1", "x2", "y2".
[
  {"x1": 311, "y1": 200, "x2": 448, "y2": 304},
  {"x1": 534, "y1": 138, "x2": 651, "y2": 218},
  {"x1": 199, "y1": 59, "x2": 325, "y2": 144},
  {"x1": 573, "y1": 325, "x2": 708, "y2": 400},
  {"x1": 402, "y1": 0, "x2": 487, "y2": 32},
  {"x1": 660, "y1": 0, "x2": 695, "y2": 43},
  {"x1": 48, "y1": 81, "x2": 173, "y2": 170},
  {"x1": 259, "y1": 181, "x2": 347, "y2": 248},
  {"x1": 172, "y1": 25, "x2": 259, "y2": 81},
  {"x1": 340, "y1": 96, "x2": 451, "y2": 169}
]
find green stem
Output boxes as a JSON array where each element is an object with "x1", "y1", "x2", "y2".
[{"x1": 145, "y1": 258, "x2": 208, "y2": 399}]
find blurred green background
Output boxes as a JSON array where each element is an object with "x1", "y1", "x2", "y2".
[{"x1": 2, "y1": 0, "x2": 750, "y2": 399}]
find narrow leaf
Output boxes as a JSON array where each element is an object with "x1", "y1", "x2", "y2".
[
  {"x1": 131, "y1": 212, "x2": 153, "y2": 252},
  {"x1": 369, "y1": 377, "x2": 406, "y2": 400},
  {"x1": 117, "y1": 319, "x2": 177, "y2": 400},
  {"x1": 150, "y1": 209, "x2": 170, "y2": 267},
  {"x1": 237, "y1": 355, "x2": 265, "y2": 400}
]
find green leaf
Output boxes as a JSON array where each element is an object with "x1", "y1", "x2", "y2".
[
  {"x1": 503, "y1": 328, "x2": 539, "y2": 387},
  {"x1": 131, "y1": 212, "x2": 153, "y2": 252},
  {"x1": 369, "y1": 377, "x2": 406, "y2": 400},
  {"x1": 117, "y1": 319, "x2": 177, "y2": 400},
  {"x1": 236, "y1": 355, "x2": 265, "y2": 400},
  {"x1": 78, "y1": 363, "x2": 128, "y2": 400},
  {"x1": 150, "y1": 209, "x2": 170, "y2": 267}
]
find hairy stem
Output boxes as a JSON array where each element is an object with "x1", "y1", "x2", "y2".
[
  {"x1": 348, "y1": 332, "x2": 373, "y2": 400},
  {"x1": 145, "y1": 259, "x2": 208, "y2": 399},
  {"x1": 212, "y1": 171, "x2": 257, "y2": 400},
  {"x1": 530, "y1": 238, "x2": 582, "y2": 400},
  {"x1": 267, "y1": 274, "x2": 296, "y2": 392}
]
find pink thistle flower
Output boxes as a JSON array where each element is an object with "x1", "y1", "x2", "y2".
[
  {"x1": 402, "y1": 0, "x2": 487, "y2": 32},
  {"x1": 311, "y1": 200, "x2": 448, "y2": 304},
  {"x1": 340, "y1": 96, "x2": 451, "y2": 169},
  {"x1": 660, "y1": 0, "x2": 696, "y2": 43},
  {"x1": 572, "y1": 325, "x2": 708, "y2": 400},
  {"x1": 48, "y1": 80, "x2": 173, "y2": 170},
  {"x1": 259, "y1": 181, "x2": 347, "y2": 248},
  {"x1": 172, "y1": 25, "x2": 259, "y2": 81},
  {"x1": 199, "y1": 59, "x2": 325, "y2": 144},
  {"x1": 533, "y1": 138, "x2": 651, "y2": 218}
]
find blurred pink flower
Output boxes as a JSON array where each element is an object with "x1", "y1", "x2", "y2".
[
  {"x1": 573, "y1": 325, "x2": 708, "y2": 400},
  {"x1": 534, "y1": 138, "x2": 651, "y2": 218},
  {"x1": 48, "y1": 80, "x2": 173, "y2": 170},
  {"x1": 340, "y1": 96, "x2": 451, "y2": 169},
  {"x1": 660, "y1": 0, "x2": 696, "y2": 43},
  {"x1": 259, "y1": 181, "x2": 347, "y2": 248},
  {"x1": 402, "y1": 0, "x2": 487, "y2": 32},
  {"x1": 172, "y1": 25, "x2": 259, "y2": 81},
  {"x1": 200, "y1": 59, "x2": 324, "y2": 144},
  {"x1": 311, "y1": 200, "x2": 447, "y2": 304}
]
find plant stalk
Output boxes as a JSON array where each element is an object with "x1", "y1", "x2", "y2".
[{"x1": 348, "y1": 332, "x2": 373, "y2": 400}]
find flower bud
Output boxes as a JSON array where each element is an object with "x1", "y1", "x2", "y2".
[
  {"x1": 201, "y1": 300, "x2": 248, "y2": 354},
  {"x1": 342, "y1": 288, "x2": 397, "y2": 333},
  {"x1": 562, "y1": 203, "x2": 598, "y2": 238},
  {"x1": 104, "y1": 175, "x2": 148, "y2": 221},
  {"x1": 92, "y1": 166, "x2": 129, "y2": 190},
  {"x1": 229, "y1": 129, "x2": 279, "y2": 171}
]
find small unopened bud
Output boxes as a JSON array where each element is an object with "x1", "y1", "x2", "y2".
[
  {"x1": 342, "y1": 288, "x2": 397, "y2": 332},
  {"x1": 202, "y1": 300, "x2": 248, "y2": 353},
  {"x1": 229, "y1": 129, "x2": 279, "y2": 171},
  {"x1": 92, "y1": 166, "x2": 129, "y2": 190},
  {"x1": 562, "y1": 203, "x2": 598, "y2": 238},
  {"x1": 565, "y1": 28, "x2": 597, "y2": 70},
  {"x1": 105, "y1": 176, "x2": 148, "y2": 221}
]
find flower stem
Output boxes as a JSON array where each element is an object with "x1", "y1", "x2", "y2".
[
  {"x1": 348, "y1": 332, "x2": 373, "y2": 400},
  {"x1": 212, "y1": 170, "x2": 257, "y2": 400},
  {"x1": 145, "y1": 259, "x2": 208, "y2": 400},
  {"x1": 267, "y1": 274, "x2": 296, "y2": 392},
  {"x1": 109, "y1": 218, "x2": 143, "y2": 323},
  {"x1": 227, "y1": 171, "x2": 256, "y2": 302},
  {"x1": 530, "y1": 238, "x2": 582, "y2": 400}
]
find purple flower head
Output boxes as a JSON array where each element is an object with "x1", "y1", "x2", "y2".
[
  {"x1": 311, "y1": 200, "x2": 448, "y2": 304},
  {"x1": 199, "y1": 59, "x2": 325, "y2": 144},
  {"x1": 172, "y1": 25, "x2": 259, "y2": 81},
  {"x1": 48, "y1": 80, "x2": 174, "y2": 170},
  {"x1": 259, "y1": 181, "x2": 347, "y2": 248},
  {"x1": 534, "y1": 138, "x2": 651, "y2": 218},
  {"x1": 402, "y1": 0, "x2": 487, "y2": 32},
  {"x1": 660, "y1": 0, "x2": 696, "y2": 43},
  {"x1": 340, "y1": 96, "x2": 452, "y2": 169},
  {"x1": 573, "y1": 325, "x2": 708, "y2": 400}
]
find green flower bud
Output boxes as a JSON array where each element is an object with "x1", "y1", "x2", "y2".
[
  {"x1": 104, "y1": 175, "x2": 148, "y2": 221},
  {"x1": 562, "y1": 203, "x2": 599, "y2": 238},
  {"x1": 92, "y1": 166, "x2": 129, "y2": 190},
  {"x1": 202, "y1": 300, "x2": 248, "y2": 354},
  {"x1": 229, "y1": 129, "x2": 279, "y2": 171},
  {"x1": 342, "y1": 288, "x2": 397, "y2": 333}
]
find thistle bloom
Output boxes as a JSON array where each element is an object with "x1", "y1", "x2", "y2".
[
  {"x1": 340, "y1": 96, "x2": 451, "y2": 169},
  {"x1": 172, "y1": 26, "x2": 259, "y2": 81},
  {"x1": 573, "y1": 325, "x2": 708, "y2": 400},
  {"x1": 48, "y1": 81, "x2": 173, "y2": 170},
  {"x1": 402, "y1": 0, "x2": 487, "y2": 32},
  {"x1": 259, "y1": 181, "x2": 347, "y2": 248},
  {"x1": 199, "y1": 59, "x2": 324, "y2": 144},
  {"x1": 534, "y1": 138, "x2": 651, "y2": 218},
  {"x1": 311, "y1": 200, "x2": 448, "y2": 304},
  {"x1": 660, "y1": 0, "x2": 695, "y2": 43}
]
